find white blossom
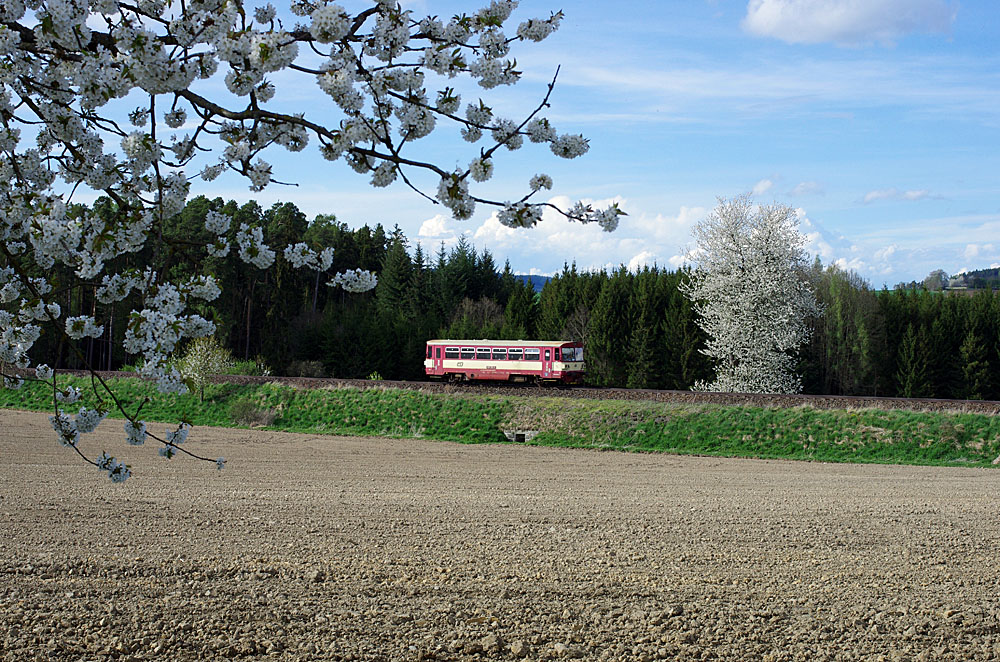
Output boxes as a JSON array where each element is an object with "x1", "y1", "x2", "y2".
[
  {"x1": 469, "y1": 158, "x2": 494, "y2": 182},
  {"x1": 1, "y1": 0, "x2": 615, "y2": 479},
  {"x1": 680, "y1": 194, "x2": 821, "y2": 394},
  {"x1": 124, "y1": 420, "x2": 147, "y2": 446},
  {"x1": 65, "y1": 316, "x2": 104, "y2": 339},
  {"x1": 550, "y1": 133, "x2": 589, "y2": 159},
  {"x1": 328, "y1": 269, "x2": 378, "y2": 292},
  {"x1": 529, "y1": 174, "x2": 552, "y2": 191}
]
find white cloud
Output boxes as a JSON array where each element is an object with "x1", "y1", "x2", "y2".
[
  {"x1": 874, "y1": 244, "x2": 897, "y2": 260},
  {"x1": 752, "y1": 178, "x2": 773, "y2": 195},
  {"x1": 862, "y1": 188, "x2": 932, "y2": 204},
  {"x1": 454, "y1": 196, "x2": 706, "y2": 276},
  {"x1": 627, "y1": 251, "x2": 659, "y2": 272},
  {"x1": 668, "y1": 254, "x2": 688, "y2": 269},
  {"x1": 742, "y1": 0, "x2": 956, "y2": 46},
  {"x1": 418, "y1": 214, "x2": 452, "y2": 238},
  {"x1": 789, "y1": 181, "x2": 824, "y2": 196}
]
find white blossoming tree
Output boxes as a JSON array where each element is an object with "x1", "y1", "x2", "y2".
[
  {"x1": 0, "y1": 0, "x2": 624, "y2": 481},
  {"x1": 679, "y1": 194, "x2": 821, "y2": 394}
]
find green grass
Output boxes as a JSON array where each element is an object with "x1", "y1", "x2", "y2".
[{"x1": 3, "y1": 375, "x2": 1000, "y2": 467}]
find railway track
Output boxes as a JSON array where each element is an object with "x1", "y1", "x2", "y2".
[{"x1": 60, "y1": 370, "x2": 1000, "y2": 416}]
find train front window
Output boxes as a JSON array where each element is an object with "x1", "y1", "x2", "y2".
[
  {"x1": 562, "y1": 347, "x2": 582, "y2": 362},
  {"x1": 426, "y1": 345, "x2": 433, "y2": 358}
]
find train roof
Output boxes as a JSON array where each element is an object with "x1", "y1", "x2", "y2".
[{"x1": 426, "y1": 339, "x2": 581, "y2": 347}]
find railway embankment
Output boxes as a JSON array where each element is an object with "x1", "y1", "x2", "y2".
[{"x1": 4, "y1": 373, "x2": 1000, "y2": 467}]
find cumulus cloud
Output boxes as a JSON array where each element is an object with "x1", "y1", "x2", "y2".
[
  {"x1": 862, "y1": 188, "x2": 931, "y2": 203},
  {"x1": 742, "y1": 0, "x2": 956, "y2": 46},
  {"x1": 627, "y1": 251, "x2": 660, "y2": 272},
  {"x1": 455, "y1": 196, "x2": 707, "y2": 276},
  {"x1": 417, "y1": 214, "x2": 452, "y2": 238}
]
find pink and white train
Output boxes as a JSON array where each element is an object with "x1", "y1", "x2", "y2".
[{"x1": 424, "y1": 339, "x2": 585, "y2": 384}]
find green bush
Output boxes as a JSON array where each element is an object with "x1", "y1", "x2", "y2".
[{"x1": 228, "y1": 399, "x2": 277, "y2": 427}]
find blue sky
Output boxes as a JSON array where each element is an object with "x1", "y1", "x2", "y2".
[{"x1": 188, "y1": 0, "x2": 999, "y2": 288}]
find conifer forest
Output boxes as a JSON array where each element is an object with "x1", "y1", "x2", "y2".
[{"x1": 34, "y1": 196, "x2": 1000, "y2": 400}]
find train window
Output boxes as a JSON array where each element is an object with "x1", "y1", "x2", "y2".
[
  {"x1": 426, "y1": 345, "x2": 433, "y2": 358},
  {"x1": 435, "y1": 347, "x2": 441, "y2": 359},
  {"x1": 525, "y1": 349, "x2": 540, "y2": 361},
  {"x1": 554, "y1": 349, "x2": 561, "y2": 361},
  {"x1": 544, "y1": 349, "x2": 551, "y2": 361},
  {"x1": 492, "y1": 348, "x2": 507, "y2": 360},
  {"x1": 460, "y1": 347, "x2": 475, "y2": 359},
  {"x1": 445, "y1": 347, "x2": 459, "y2": 359},
  {"x1": 509, "y1": 348, "x2": 523, "y2": 360},
  {"x1": 476, "y1": 348, "x2": 491, "y2": 359}
]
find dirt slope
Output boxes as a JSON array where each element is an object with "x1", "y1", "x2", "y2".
[{"x1": 1, "y1": 409, "x2": 998, "y2": 661}]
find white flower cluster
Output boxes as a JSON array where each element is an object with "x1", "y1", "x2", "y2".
[
  {"x1": 56, "y1": 386, "x2": 82, "y2": 404},
  {"x1": 75, "y1": 407, "x2": 108, "y2": 434},
  {"x1": 328, "y1": 269, "x2": 378, "y2": 293},
  {"x1": 2, "y1": 0, "x2": 612, "y2": 479},
  {"x1": 529, "y1": 174, "x2": 553, "y2": 191},
  {"x1": 566, "y1": 202, "x2": 625, "y2": 232},
  {"x1": 469, "y1": 158, "x2": 494, "y2": 182},
  {"x1": 95, "y1": 452, "x2": 131, "y2": 483},
  {"x1": 124, "y1": 420, "x2": 147, "y2": 446},
  {"x1": 498, "y1": 202, "x2": 543, "y2": 228},
  {"x1": 284, "y1": 244, "x2": 335, "y2": 271},
  {"x1": 236, "y1": 224, "x2": 276, "y2": 269},
  {"x1": 205, "y1": 210, "x2": 232, "y2": 235},
  {"x1": 165, "y1": 423, "x2": 191, "y2": 446},
  {"x1": 65, "y1": 316, "x2": 105, "y2": 340},
  {"x1": 49, "y1": 411, "x2": 79, "y2": 447},
  {"x1": 310, "y1": 4, "x2": 351, "y2": 43},
  {"x1": 436, "y1": 173, "x2": 476, "y2": 220}
]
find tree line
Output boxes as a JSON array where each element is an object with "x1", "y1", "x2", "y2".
[{"x1": 33, "y1": 197, "x2": 1000, "y2": 400}]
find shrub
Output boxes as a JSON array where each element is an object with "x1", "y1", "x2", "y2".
[
  {"x1": 227, "y1": 357, "x2": 273, "y2": 377},
  {"x1": 228, "y1": 399, "x2": 277, "y2": 427},
  {"x1": 177, "y1": 337, "x2": 233, "y2": 402}
]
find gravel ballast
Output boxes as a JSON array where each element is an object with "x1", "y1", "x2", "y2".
[{"x1": 2, "y1": 409, "x2": 999, "y2": 661}]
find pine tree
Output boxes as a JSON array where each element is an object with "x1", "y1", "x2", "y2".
[
  {"x1": 588, "y1": 267, "x2": 633, "y2": 386},
  {"x1": 960, "y1": 329, "x2": 990, "y2": 400},
  {"x1": 896, "y1": 323, "x2": 933, "y2": 398},
  {"x1": 502, "y1": 279, "x2": 535, "y2": 340},
  {"x1": 626, "y1": 269, "x2": 661, "y2": 389}
]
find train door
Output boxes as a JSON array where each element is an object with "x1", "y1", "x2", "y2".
[
  {"x1": 435, "y1": 346, "x2": 443, "y2": 372},
  {"x1": 542, "y1": 347, "x2": 552, "y2": 378}
]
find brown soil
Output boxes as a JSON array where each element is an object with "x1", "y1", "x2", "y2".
[{"x1": 2, "y1": 409, "x2": 999, "y2": 661}]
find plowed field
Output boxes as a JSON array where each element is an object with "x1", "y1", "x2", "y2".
[{"x1": 2, "y1": 409, "x2": 998, "y2": 661}]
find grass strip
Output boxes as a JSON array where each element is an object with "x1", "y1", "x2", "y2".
[{"x1": 2, "y1": 376, "x2": 999, "y2": 467}]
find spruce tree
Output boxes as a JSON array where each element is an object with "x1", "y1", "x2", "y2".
[
  {"x1": 896, "y1": 323, "x2": 933, "y2": 398},
  {"x1": 960, "y1": 330, "x2": 990, "y2": 400}
]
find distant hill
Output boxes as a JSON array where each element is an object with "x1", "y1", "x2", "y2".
[
  {"x1": 515, "y1": 274, "x2": 551, "y2": 293},
  {"x1": 948, "y1": 268, "x2": 1000, "y2": 289}
]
